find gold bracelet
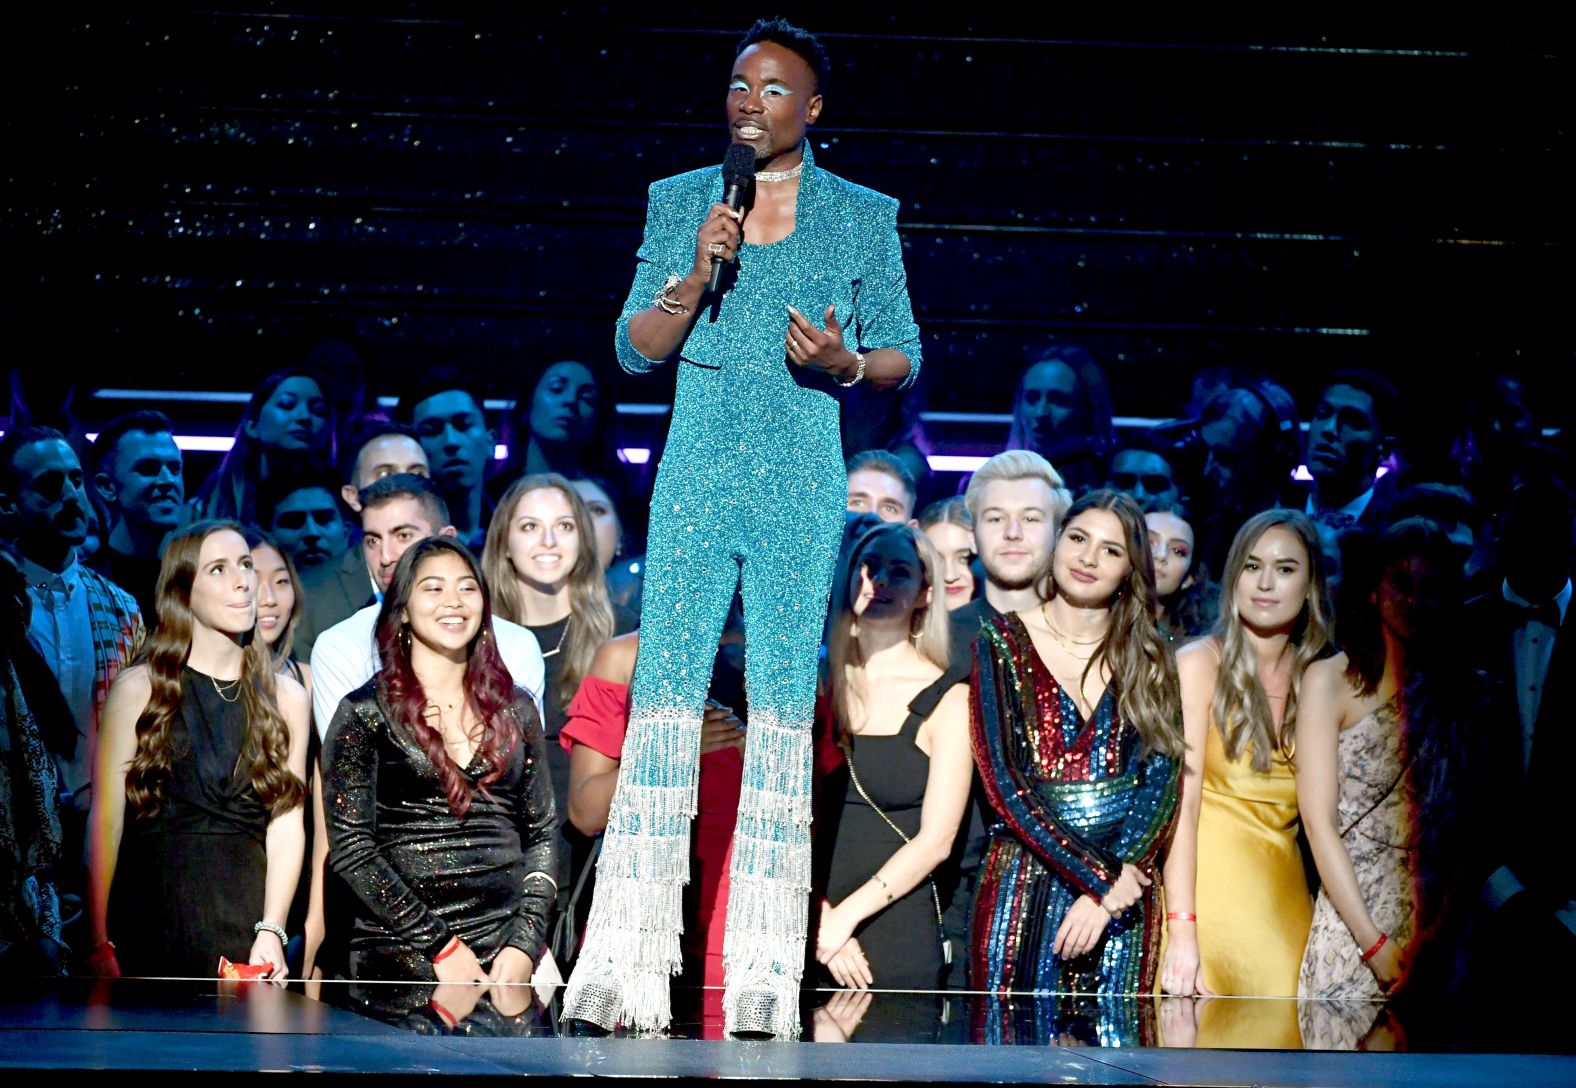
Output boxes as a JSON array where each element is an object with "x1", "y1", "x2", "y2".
[{"x1": 869, "y1": 873, "x2": 893, "y2": 902}]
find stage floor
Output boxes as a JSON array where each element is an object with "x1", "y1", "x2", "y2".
[{"x1": 3, "y1": 979, "x2": 1573, "y2": 1086}]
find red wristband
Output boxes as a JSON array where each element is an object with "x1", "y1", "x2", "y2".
[
  {"x1": 1360, "y1": 932, "x2": 1388, "y2": 961},
  {"x1": 1165, "y1": 911, "x2": 1196, "y2": 922},
  {"x1": 432, "y1": 936, "x2": 461, "y2": 964}
]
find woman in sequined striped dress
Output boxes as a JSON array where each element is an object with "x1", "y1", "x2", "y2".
[{"x1": 970, "y1": 491, "x2": 1183, "y2": 1015}]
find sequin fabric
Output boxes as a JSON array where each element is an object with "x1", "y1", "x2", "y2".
[
  {"x1": 969, "y1": 614, "x2": 1180, "y2": 1011},
  {"x1": 559, "y1": 142, "x2": 922, "y2": 1037},
  {"x1": 322, "y1": 683, "x2": 559, "y2": 980}
]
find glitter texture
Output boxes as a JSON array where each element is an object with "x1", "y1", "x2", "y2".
[
  {"x1": 969, "y1": 613, "x2": 1180, "y2": 1009},
  {"x1": 560, "y1": 141, "x2": 921, "y2": 1036}
]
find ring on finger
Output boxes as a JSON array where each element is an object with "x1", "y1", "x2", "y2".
[{"x1": 707, "y1": 242, "x2": 724, "y2": 256}]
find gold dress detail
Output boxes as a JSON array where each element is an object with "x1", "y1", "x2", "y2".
[{"x1": 1195, "y1": 723, "x2": 1312, "y2": 1000}]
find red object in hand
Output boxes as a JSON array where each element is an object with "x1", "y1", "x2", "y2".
[{"x1": 218, "y1": 956, "x2": 274, "y2": 980}]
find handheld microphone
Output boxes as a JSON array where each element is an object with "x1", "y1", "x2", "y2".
[{"x1": 707, "y1": 142, "x2": 757, "y2": 296}]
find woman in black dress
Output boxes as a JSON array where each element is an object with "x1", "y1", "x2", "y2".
[
  {"x1": 323, "y1": 536, "x2": 557, "y2": 986},
  {"x1": 87, "y1": 521, "x2": 310, "y2": 978},
  {"x1": 816, "y1": 521, "x2": 971, "y2": 990}
]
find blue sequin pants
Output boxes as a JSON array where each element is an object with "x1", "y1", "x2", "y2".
[{"x1": 561, "y1": 452, "x2": 844, "y2": 1035}]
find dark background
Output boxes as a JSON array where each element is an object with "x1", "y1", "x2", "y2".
[{"x1": 3, "y1": 8, "x2": 1567, "y2": 462}]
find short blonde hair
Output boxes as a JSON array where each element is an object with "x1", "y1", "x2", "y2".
[{"x1": 963, "y1": 449, "x2": 1074, "y2": 526}]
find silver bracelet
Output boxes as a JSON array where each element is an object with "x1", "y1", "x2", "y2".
[
  {"x1": 253, "y1": 920, "x2": 289, "y2": 945},
  {"x1": 835, "y1": 350, "x2": 866, "y2": 388}
]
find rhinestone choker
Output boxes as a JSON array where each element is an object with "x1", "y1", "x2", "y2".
[{"x1": 754, "y1": 160, "x2": 804, "y2": 183}]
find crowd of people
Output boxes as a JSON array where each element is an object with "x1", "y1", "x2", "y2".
[
  {"x1": 1, "y1": 346, "x2": 1566, "y2": 1045},
  {"x1": 0, "y1": 17, "x2": 1568, "y2": 1050}
]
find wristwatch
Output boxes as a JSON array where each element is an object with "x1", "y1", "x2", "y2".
[{"x1": 835, "y1": 350, "x2": 866, "y2": 388}]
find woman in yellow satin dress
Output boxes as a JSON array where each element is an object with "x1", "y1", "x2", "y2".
[{"x1": 1158, "y1": 511, "x2": 1333, "y2": 1045}]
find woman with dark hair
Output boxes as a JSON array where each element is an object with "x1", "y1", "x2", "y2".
[
  {"x1": 1295, "y1": 520, "x2": 1469, "y2": 1021},
  {"x1": 86, "y1": 521, "x2": 309, "y2": 979},
  {"x1": 1160, "y1": 511, "x2": 1331, "y2": 1021},
  {"x1": 1004, "y1": 346, "x2": 1117, "y2": 495},
  {"x1": 244, "y1": 529, "x2": 309, "y2": 689},
  {"x1": 1192, "y1": 382, "x2": 1301, "y2": 571},
  {"x1": 1145, "y1": 501, "x2": 1215, "y2": 642},
  {"x1": 193, "y1": 369, "x2": 336, "y2": 523},
  {"x1": 496, "y1": 360, "x2": 622, "y2": 486},
  {"x1": 322, "y1": 536, "x2": 557, "y2": 984},
  {"x1": 816, "y1": 521, "x2": 969, "y2": 991},
  {"x1": 971, "y1": 490, "x2": 1183, "y2": 1013}
]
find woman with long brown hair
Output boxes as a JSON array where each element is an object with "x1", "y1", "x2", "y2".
[
  {"x1": 815, "y1": 521, "x2": 970, "y2": 992},
  {"x1": 322, "y1": 536, "x2": 557, "y2": 985},
  {"x1": 86, "y1": 521, "x2": 309, "y2": 979},
  {"x1": 1160, "y1": 510, "x2": 1332, "y2": 1018},
  {"x1": 482, "y1": 474, "x2": 635, "y2": 811},
  {"x1": 970, "y1": 490, "x2": 1183, "y2": 1024}
]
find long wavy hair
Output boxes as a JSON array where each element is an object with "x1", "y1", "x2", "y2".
[
  {"x1": 826, "y1": 521, "x2": 951, "y2": 740},
  {"x1": 483, "y1": 473, "x2": 614, "y2": 715},
  {"x1": 1039, "y1": 490, "x2": 1183, "y2": 758},
  {"x1": 375, "y1": 536, "x2": 524, "y2": 818},
  {"x1": 124, "y1": 520, "x2": 304, "y2": 820},
  {"x1": 194, "y1": 368, "x2": 337, "y2": 523},
  {"x1": 1209, "y1": 509, "x2": 1333, "y2": 771},
  {"x1": 242, "y1": 527, "x2": 304, "y2": 672}
]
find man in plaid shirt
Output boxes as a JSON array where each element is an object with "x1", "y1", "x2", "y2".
[{"x1": 1, "y1": 426, "x2": 145, "y2": 888}]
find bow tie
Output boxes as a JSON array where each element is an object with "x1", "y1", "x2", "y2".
[
  {"x1": 1509, "y1": 600, "x2": 1562, "y2": 629},
  {"x1": 1313, "y1": 509, "x2": 1358, "y2": 532}
]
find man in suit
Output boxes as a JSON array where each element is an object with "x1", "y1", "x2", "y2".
[
  {"x1": 0, "y1": 426, "x2": 144, "y2": 891},
  {"x1": 1302, "y1": 369, "x2": 1398, "y2": 533},
  {"x1": 1461, "y1": 473, "x2": 1575, "y2": 1044},
  {"x1": 293, "y1": 422, "x2": 430, "y2": 659}
]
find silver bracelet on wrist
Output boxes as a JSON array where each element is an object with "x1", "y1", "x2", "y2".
[
  {"x1": 835, "y1": 350, "x2": 866, "y2": 388},
  {"x1": 253, "y1": 920, "x2": 288, "y2": 945},
  {"x1": 653, "y1": 274, "x2": 691, "y2": 316}
]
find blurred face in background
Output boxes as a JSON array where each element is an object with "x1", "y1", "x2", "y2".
[
  {"x1": 411, "y1": 390, "x2": 494, "y2": 493},
  {"x1": 344, "y1": 434, "x2": 429, "y2": 511},
  {"x1": 1108, "y1": 449, "x2": 1180, "y2": 512},
  {"x1": 924, "y1": 520, "x2": 976, "y2": 611},
  {"x1": 250, "y1": 376, "x2": 329, "y2": 455},
  {"x1": 570, "y1": 478, "x2": 622, "y2": 571},
  {"x1": 1146, "y1": 511, "x2": 1196, "y2": 599}
]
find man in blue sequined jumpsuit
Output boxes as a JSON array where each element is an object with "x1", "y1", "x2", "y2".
[{"x1": 560, "y1": 21, "x2": 921, "y2": 1036}]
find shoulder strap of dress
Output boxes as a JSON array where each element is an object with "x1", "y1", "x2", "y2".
[{"x1": 902, "y1": 668, "x2": 967, "y2": 737}]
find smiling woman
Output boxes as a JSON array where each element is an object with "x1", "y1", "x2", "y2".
[{"x1": 320, "y1": 536, "x2": 557, "y2": 988}]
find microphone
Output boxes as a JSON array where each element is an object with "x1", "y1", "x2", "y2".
[{"x1": 707, "y1": 142, "x2": 757, "y2": 296}]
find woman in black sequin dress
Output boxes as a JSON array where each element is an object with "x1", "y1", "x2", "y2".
[{"x1": 323, "y1": 537, "x2": 557, "y2": 985}]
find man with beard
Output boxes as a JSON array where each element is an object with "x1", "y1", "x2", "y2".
[
  {"x1": 400, "y1": 368, "x2": 496, "y2": 552},
  {"x1": 0, "y1": 426, "x2": 144, "y2": 887},
  {"x1": 87, "y1": 411, "x2": 185, "y2": 622},
  {"x1": 941, "y1": 449, "x2": 1072, "y2": 987}
]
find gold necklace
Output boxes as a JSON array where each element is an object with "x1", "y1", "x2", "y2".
[
  {"x1": 1040, "y1": 602, "x2": 1106, "y2": 655},
  {"x1": 540, "y1": 618, "x2": 570, "y2": 659},
  {"x1": 211, "y1": 675, "x2": 242, "y2": 703}
]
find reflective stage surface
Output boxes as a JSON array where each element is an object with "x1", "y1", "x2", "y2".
[{"x1": 3, "y1": 979, "x2": 1574, "y2": 1086}]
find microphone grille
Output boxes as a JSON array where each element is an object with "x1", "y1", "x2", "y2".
[{"x1": 722, "y1": 142, "x2": 757, "y2": 186}]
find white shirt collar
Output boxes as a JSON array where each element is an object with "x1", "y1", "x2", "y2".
[
  {"x1": 19, "y1": 553, "x2": 82, "y2": 593},
  {"x1": 1306, "y1": 486, "x2": 1375, "y2": 522},
  {"x1": 1503, "y1": 577, "x2": 1573, "y2": 624}
]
